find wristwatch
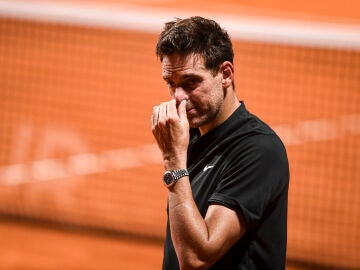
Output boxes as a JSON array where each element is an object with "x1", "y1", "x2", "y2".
[{"x1": 163, "y1": 169, "x2": 189, "y2": 188}]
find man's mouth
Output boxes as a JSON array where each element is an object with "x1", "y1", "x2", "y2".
[{"x1": 186, "y1": 107, "x2": 196, "y2": 113}]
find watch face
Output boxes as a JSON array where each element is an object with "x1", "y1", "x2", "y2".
[{"x1": 163, "y1": 172, "x2": 174, "y2": 186}]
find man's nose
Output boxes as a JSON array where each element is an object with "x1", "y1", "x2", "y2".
[{"x1": 174, "y1": 87, "x2": 188, "y2": 105}]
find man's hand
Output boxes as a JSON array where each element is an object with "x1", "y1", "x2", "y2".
[{"x1": 151, "y1": 99, "x2": 189, "y2": 170}]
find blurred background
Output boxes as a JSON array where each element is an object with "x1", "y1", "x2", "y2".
[{"x1": 0, "y1": 0, "x2": 359, "y2": 269}]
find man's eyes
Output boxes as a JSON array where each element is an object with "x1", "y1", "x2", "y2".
[
  {"x1": 183, "y1": 79, "x2": 198, "y2": 90},
  {"x1": 186, "y1": 79, "x2": 199, "y2": 85},
  {"x1": 166, "y1": 78, "x2": 201, "y2": 90},
  {"x1": 167, "y1": 81, "x2": 176, "y2": 88}
]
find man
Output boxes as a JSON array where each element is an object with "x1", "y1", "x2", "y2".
[{"x1": 151, "y1": 16, "x2": 289, "y2": 270}]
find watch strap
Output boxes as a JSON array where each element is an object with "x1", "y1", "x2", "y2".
[{"x1": 171, "y1": 169, "x2": 189, "y2": 180}]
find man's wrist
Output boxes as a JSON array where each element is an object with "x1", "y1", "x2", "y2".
[
  {"x1": 163, "y1": 153, "x2": 187, "y2": 180},
  {"x1": 164, "y1": 159, "x2": 187, "y2": 171}
]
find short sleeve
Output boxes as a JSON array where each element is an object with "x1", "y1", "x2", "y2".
[{"x1": 208, "y1": 134, "x2": 289, "y2": 231}]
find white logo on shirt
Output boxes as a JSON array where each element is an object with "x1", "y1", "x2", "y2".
[{"x1": 203, "y1": 165, "x2": 214, "y2": 172}]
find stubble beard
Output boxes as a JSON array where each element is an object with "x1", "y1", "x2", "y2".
[{"x1": 187, "y1": 109, "x2": 218, "y2": 129}]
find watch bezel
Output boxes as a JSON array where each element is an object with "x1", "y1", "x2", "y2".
[{"x1": 163, "y1": 171, "x2": 175, "y2": 187}]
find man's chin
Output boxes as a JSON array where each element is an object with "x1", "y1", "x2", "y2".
[
  {"x1": 188, "y1": 117, "x2": 204, "y2": 129},
  {"x1": 187, "y1": 118, "x2": 199, "y2": 129}
]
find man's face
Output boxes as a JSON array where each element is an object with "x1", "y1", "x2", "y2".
[{"x1": 162, "y1": 53, "x2": 224, "y2": 132}]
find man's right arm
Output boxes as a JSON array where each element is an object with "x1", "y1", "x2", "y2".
[{"x1": 167, "y1": 175, "x2": 246, "y2": 269}]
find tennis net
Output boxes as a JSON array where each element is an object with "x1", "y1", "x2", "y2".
[{"x1": 0, "y1": 2, "x2": 359, "y2": 269}]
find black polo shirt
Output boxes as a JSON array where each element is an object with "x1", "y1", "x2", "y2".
[{"x1": 162, "y1": 101, "x2": 289, "y2": 270}]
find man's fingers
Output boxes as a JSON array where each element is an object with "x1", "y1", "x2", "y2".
[
  {"x1": 158, "y1": 102, "x2": 168, "y2": 127},
  {"x1": 178, "y1": 99, "x2": 187, "y2": 121},
  {"x1": 151, "y1": 106, "x2": 160, "y2": 127},
  {"x1": 152, "y1": 99, "x2": 187, "y2": 129},
  {"x1": 166, "y1": 99, "x2": 178, "y2": 119}
]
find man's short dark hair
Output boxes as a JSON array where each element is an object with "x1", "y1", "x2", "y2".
[{"x1": 156, "y1": 16, "x2": 234, "y2": 75}]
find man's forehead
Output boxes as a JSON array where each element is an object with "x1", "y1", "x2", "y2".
[{"x1": 162, "y1": 54, "x2": 206, "y2": 78}]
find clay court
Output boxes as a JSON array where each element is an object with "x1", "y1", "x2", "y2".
[{"x1": 0, "y1": 0, "x2": 359, "y2": 269}]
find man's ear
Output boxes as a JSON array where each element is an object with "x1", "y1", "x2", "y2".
[{"x1": 221, "y1": 61, "x2": 234, "y2": 88}]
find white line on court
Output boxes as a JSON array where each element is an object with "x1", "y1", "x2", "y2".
[{"x1": 0, "y1": 114, "x2": 359, "y2": 185}]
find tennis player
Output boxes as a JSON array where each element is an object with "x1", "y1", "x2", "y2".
[{"x1": 151, "y1": 16, "x2": 289, "y2": 270}]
